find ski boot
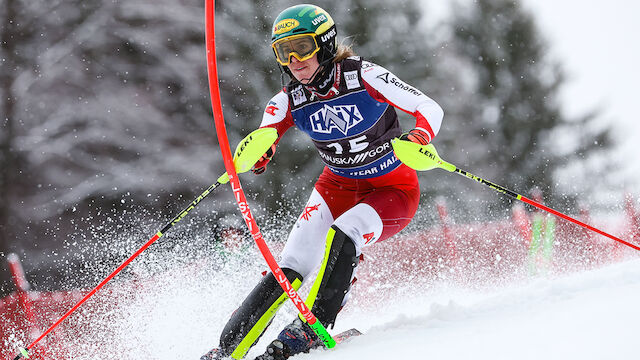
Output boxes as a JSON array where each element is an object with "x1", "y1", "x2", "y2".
[{"x1": 254, "y1": 319, "x2": 321, "y2": 359}]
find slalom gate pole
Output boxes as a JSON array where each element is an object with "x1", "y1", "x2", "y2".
[
  {"x1": 9, "y1": 124, "x2": 277, "y2": 359},
  {"x1": 452, "y1": 168, "x2": 640, "y2": 251},
  {"x1": 204, "y1": 0, "x2": 335, "y2": 349},
  {"x1": 391, "y1": 140, "x2": 640, "y2": 252},
  {"x1": 11, "y1": 181, "x2": 224, "y2": 360},
  {"x1": 10, "y1": 123, "x2": 277, "y2": 360}
]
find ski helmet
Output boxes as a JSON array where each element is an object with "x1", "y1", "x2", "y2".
[{"x1": 271, "y1": 4, "x2": 338, "y2": 66}]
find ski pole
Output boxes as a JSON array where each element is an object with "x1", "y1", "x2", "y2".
[
  {"x1": 204, "y1": 0, "x2": 336, "y2": 352},
  {"x1": 391, "y1": 139, "x2": 640, "y2": 252},
  {"x1": 10, "y1": 128, "x2": 278, "y2": 360}
]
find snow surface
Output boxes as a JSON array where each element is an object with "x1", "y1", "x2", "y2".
[
  {"x1": 315, "y1": 259, "x2": 640, "y2": 360},
  {"x1": 113, "y1": 256, "x2": 640, "y2": 359},
  {"x1": 6, "y1": 241, "x2": 639, "y2": 360}
]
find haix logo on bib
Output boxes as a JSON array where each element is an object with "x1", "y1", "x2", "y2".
[
  {"x1": 310, "y1": 104, "x2": 363, "y2": 135},
  {"x1": 274, "y1": 19, "x2": 299, "y2": 34}
]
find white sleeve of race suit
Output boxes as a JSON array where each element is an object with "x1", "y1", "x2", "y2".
[
  {"x1": 259, "y1": 90, "x2": 290, "y2": 128},
  {"x1": 361, "y1": 60, "x2": 444, "y2": 142}
]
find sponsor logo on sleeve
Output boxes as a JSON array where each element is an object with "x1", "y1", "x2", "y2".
[
  {"x1": 377, "y1": 72, "x2": 391, "y2": 83},
  {"x1": 361, "y1": 62, "x2": 375, "y2": 74},
  {"x1": 265, "y1": 101, "x2": 279, "y2": 116},
  {"x1": 377, "y1": 72, "x2": 422, "y2": 96},
  {"x1": 361, "y1": 62, "x2": 375, "y2": 69}
]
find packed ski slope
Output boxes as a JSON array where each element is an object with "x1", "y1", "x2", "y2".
[
  {"x1": 315, "y1": 259, "x2": 640, "y2": 360},
  {"x1": 4, "y1": 243, "x2": 638, "y2": 360},
  {"x1": 90, "y1": 254, "x2": 640, "y2": 360}
]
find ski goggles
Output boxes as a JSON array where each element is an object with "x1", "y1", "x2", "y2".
[{"x1": 272, "y1": 34, "x2": 320, "y2": 66}]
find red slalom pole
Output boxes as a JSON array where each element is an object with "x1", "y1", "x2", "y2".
[
  {"x1": 449, "y1": 164, "x2": 640, "y2": 252},
  {"x1": 204, "y1": 0, "x2": 335, "y2": 349},
  {"x1": 11, "y1": 180, "x2": 225, "y2": 359},
  {"x1": 391, "y1": 141, "x2": 640, "y2": 252},
  {"x1": 20, "y1": 233, "x2": 164, "y2": 356},
  {"x1": 519, "y1": 195, "x2": 640, "y2": 251}
]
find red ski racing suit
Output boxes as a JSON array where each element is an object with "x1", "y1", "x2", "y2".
[
  {"x1": 260, "y1": 56, "x2": 443, "y2": 277},
  {"x1": 213, "y1": 56, "x2": 443, "y2": 359}
]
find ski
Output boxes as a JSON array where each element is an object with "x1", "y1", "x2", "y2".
[{"x1": 333, "y1": 328, "x2": 362, "y2": 344}]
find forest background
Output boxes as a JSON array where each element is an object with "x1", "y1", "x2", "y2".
[{"x1": 0, "y1": 0, "x2": 631, "y2": 296}]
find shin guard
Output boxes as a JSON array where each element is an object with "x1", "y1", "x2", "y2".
[
  {"x1": 219, "y1": 268, "x2": 302, "y2": 359},
  {"x1": 305, "y1": 225, "x2": 359, "y2": 328}
]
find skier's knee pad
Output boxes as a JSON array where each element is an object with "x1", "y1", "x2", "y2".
[
  {"x1": 307, "y1": 225, "x2": 360, "y2": 327},
  {"x1": 219, "y1": 268, "x2": 302, "y2": 358}
]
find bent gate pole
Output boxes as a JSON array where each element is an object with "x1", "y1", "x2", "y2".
[{"x1": 204, "y1": 0, "x2": 336, "y2": 352}]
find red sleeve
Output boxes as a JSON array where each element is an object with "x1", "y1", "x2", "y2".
[{"x1": 260, "y1": 90, "x2": 295, "y2": 145}]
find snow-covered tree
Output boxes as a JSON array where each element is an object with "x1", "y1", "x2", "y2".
[
  {"x1": 0, "y1": 0, "x2": 225, "y2": 293},
  {"x1": 429, "y1": 0, "x2": 611, "y2": 220},
  {"x1": 0, "y1": 0, "x2": 615, "y2": 295}
]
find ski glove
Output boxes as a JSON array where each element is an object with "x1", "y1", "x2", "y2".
[
  {"x1": 252, "y1": 144, "x2": 276, "y2": 175},
  {"x1": 399, "y1": 128, "x2": 430, "y2": 145}
]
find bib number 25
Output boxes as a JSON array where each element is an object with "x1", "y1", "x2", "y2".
[{"x1": 326, "y1": 135, "x2": 368, "y2": 155}]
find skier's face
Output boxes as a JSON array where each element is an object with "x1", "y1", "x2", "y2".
[{"x1": 288, "y1": 54, "x2": 320, "y2": 84}]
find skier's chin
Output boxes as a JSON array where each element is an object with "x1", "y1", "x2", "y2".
[
  {"x1": 291, "y1": 66, "x2": 319, "y2": 84},
  {"x1": 299, "y1": 76, "x2": 314, "y2": 84},
  {"x1": 292, "y1": 71, "x2": 315, "y2": 84}
]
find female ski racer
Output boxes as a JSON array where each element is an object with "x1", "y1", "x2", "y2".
[{"x1": 202, "y1": 4, "x2": 444, "y2": 360}]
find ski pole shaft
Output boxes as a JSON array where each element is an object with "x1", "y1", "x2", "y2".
[
  {"x1": 451, "y1": 167, "x2": 640, "y2": 251},
  {"x1": 204, "y1": 0, "x2": 335, "y2": 350},
  {"x1": 12, "y1": 181, "x2": 223, "y2": 359},
  {"x1": 391, "y1": 141, "x2": 640, "y2": 252}
]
